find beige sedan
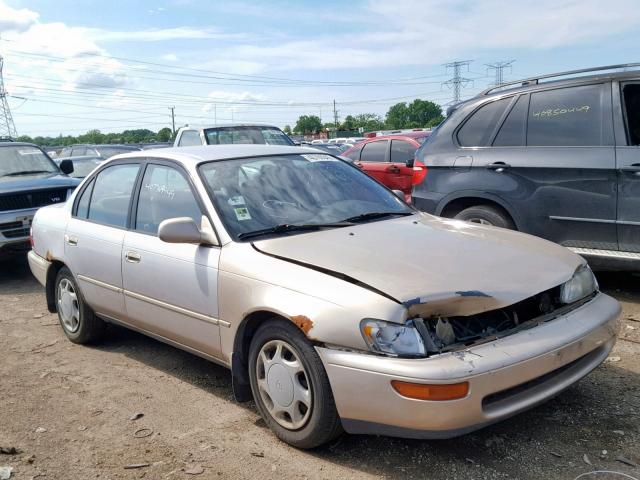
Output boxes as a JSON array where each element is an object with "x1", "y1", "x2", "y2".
[{"x1": 28, "y1": 145, "x2": 620, "y2": 448}]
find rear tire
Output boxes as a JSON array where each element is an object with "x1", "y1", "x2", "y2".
[
  {"x1": 454, "y1": 205, "x2": 515, "y2": 229},
  {"x1": 248, "y1": 318, "x2": 343, "y2": 449},
  {"x1": 55, "y1": 267, "x2": 105, "y2": 344}
]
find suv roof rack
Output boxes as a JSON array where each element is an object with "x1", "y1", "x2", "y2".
[{"x1": 480, "y1": 63, "x2": 640, "y2": 96}]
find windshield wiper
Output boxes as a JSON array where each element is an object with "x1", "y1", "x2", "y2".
[
  {"x1": 339, "y1": 211, "x2": 413, "y2": 223},
  {"x1": 1, "y1": 170, "x2": 54, "y2": 177},
  {"x1": 237, "y1": 222, "x2": 352, "y2": 240}
]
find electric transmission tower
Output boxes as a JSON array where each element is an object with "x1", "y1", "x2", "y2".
[
  {"x1": 0, "y1": 55, "x2": 17, "y2": 138},
  {"x1": 486, "y1": 60, "x2": 515, "y2": 87},
  {"x1": 443, "y1": 60, "x2": 473, "y2": 104}
]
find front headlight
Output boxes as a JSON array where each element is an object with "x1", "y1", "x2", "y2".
[
  {"x1": 360, "y1": 319, "x2": 425, "y2": 357},
  {"x1": 560, "y1": 265, "x2": 598, "y2": 304}
]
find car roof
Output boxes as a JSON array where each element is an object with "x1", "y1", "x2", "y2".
[
  {"x1": 179, "y1": 123, "x2": 282, "y2": 131},
  {"x1": 109, "y1": 144, "x2": 317, "y2": 167},
  {"x1": 0, "y1": 142, "x2": 42, "y2": 148},
  {"x1": 471, "y1": 67, "x2": 640, "y2": 104}
]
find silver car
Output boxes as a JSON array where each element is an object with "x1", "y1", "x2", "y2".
[{"x1": 28, "y1": 145, "x2": 620, "y2": 448}]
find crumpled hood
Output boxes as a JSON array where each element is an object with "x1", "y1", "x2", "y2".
[
  {"x1": 253, "y1": 214, "x2": 584, "y2": 317},
  {"x1": 0, "y1": 173, "x2": 80, "y2": 192}
]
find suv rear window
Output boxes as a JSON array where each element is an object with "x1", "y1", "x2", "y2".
[
  {"x1": 457, "y1": 98, "x2": 510, "y2": 147},
  {"x1": 527, "y1": 84, "x2": 603, "y2": 146}
]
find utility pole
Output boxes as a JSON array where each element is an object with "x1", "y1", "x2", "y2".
[
  {"x1": 169, "y1": 106, "x2": 175, "y2": 136},
  {"x1": 0, "y1": 55, "x2": 17, "y2": 138},
  {"x1": 486, "y1": 60, "x2": 515, "y2": 87},
  {"x1": 333, "y1": 100, "x2": 338, "y2": 130},
  {"x1": 442, "y1": 60, "x2": 473, "y2": 104}
]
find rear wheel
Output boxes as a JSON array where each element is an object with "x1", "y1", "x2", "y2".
[
  {"x1": 248, "y1": 319, "x2": 342, "y2": 448},
  {"x1": 55, "y1": 267, "x2": 105, "y2": 344},
  {"x1": 454, "y1": 205, "x2": 515, "y2": 229}
]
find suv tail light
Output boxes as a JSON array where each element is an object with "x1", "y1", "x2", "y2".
[{"x1": 411, "y1": 159, "x2": 427, "y2": 186}]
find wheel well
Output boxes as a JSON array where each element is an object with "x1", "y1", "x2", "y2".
[
  {"x1": 231, "y1": 310, "x2": 288, "y2": 402},
  {"x1": 45, "y1": 260, "x2": 65, "y2": 313},
  {"x1": 440, "y1": 197, "x2": 516, "y2": 226}
]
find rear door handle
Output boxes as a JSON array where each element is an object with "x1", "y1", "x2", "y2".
[
  {"x1": 64, "y1": 234, "x2": 78, "y2": 246},
  {"x1": 125, "y1": 251, "x2": 141, "y2": 263},
  {"x1": 387, "y1": 166, "x2": 401, "y2": 174},
  {"x1": 486, "y1": 162, "x2": 511, "y2": 172}
]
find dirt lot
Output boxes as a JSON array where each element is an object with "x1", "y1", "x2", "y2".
[{"x1": 1, "y1": 257, "x2": 639, "y2": 480}]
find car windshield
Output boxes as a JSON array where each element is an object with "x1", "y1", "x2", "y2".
[
  {"x1": 96, "y1": 146, "x2": 139, "y2": 159},
  {"x1": 204, "y1": 127, "x2": 294, "y2": 146},
  {"x1": 199, "y1": 153, "x2": 412, "y2": 240},
  {"x1": 0, "y1": 146, "x2": 58, "y2": 177}
]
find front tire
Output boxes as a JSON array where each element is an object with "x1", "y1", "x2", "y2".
[
  {"x1": 248, "y1": 319, "x2": 342, "y2": 448},
  {"x1": 454, "y1": 205, "x2": 515, "y2": 229},
  {"x1": 55, "y1": 267, "x2": 105, "y2": 344}
]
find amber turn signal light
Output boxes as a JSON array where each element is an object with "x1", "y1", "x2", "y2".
[{"x1": 391, "y1": 380, "x2": 469, "y2": 401}]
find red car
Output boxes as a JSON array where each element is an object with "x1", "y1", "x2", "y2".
[{"x1": 342, "y1": 132, "x2": 429, "y2": 201}]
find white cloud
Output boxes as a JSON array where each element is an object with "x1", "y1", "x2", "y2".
[
  {"x1": 0, "y1": 2, "x2": 38, "y2": 33},
  {"x1": 162, "y1": 53, "x2": 179, "y2": 62},
  {"x1": 90, "y1": 26, "x2": 245, "y2": 42},
  {"x1": 201, "y1": 91, "x2": 267, "y2": 116}
]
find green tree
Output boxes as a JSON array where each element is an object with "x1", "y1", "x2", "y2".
[
  {"x1": 283, "y1": 125, "x2": 292, "y2": 135},
  {"x1": 77, "y1": 129, "x2": 105, "y2": 144},
  {"x1": 156, "y1": 127, "x2": 173, "y2": 142},
  {"x1": 385, "y1": 103, "x2": 411, "y2": 129},
  {"x1": 352, "y1": 113, "x2": 385, "y2": 132},
  {"x1": 385, "y1": 100, "x2": 443, "y2": 129},
  {"x1": 340, "y1": 115, "x2": 357, "y2": 131},
  {"x1": 294, "y1": 115, "x2": 322, "y2": 134}
]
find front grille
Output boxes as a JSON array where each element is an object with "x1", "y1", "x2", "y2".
[
  {"x1": 0, "y1": 188, "x2": 67, "y2": 212},
  {"x1": 0, "y1": 221, "x2": 29, "y2": 238}
]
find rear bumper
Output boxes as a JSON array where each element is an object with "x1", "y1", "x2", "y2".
[
  {"x1": 28, "y1": 250, "x2": 50, "y2": 287},
  {"x1": 317, "y1": 292, "x2": 620, "y2": 439}
]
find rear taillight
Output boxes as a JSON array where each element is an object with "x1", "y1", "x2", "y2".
[
  {"x1": 29, "y1": 227, "x2": 34, "y2": 248},
  {"x1": 411, "y1": 159, "x2": 427, "y2": 186}
]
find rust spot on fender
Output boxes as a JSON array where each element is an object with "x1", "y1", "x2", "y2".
[
  {"x1": 45, "y1": 250, "x2": 53, "y2": 262},
  {"x1": 290, "y1": 315, "x2": 313, "y2": 335}
]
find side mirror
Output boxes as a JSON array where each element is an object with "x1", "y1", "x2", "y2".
[
  {"x1": 59, "y1": 159, "x2": 74, "y2": 175},
  {"x1": 405, "y1": 158, "x2": 415, "y2": 168},
  {"x1": 158, "y1": 217, "x2": 217, "y2": 245},
  {"x1": 392, "y1": 189, "x2": 405, "y2": 200}
]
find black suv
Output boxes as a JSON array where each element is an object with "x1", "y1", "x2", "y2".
[
  {"x1": 0, "y1": 142, "x2": 79, "y2": 258},
  {"x1": 413, "y1": 64, "x2": 640, "y2": 269}
]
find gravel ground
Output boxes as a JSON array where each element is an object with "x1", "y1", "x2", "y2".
[{"x1": 0, "y1": 256, "x2": 639, "y2": 480}]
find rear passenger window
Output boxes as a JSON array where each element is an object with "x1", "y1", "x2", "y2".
[
  {"x1": 344, "y1": 144, "x2": 363, "y2": 161},
  {"x1": 178, "y1": 130, "x2": 202, "y2": 146},
  {"x1": 457, "y1": 98, "x2": 510, "y2": 147},
  {"x1": 71, "y1": 147, "x2": 87, "y2": 156},
  {"x1": 493, "y1": 96, "x2": 527, "y2": 146},
  {"x1": 75, "y1": 178, "x2": 95, "y2": 219},
  {"x1": 527, "y1": 84, "x2": 603, "y2": 146},
  {"x1": 87, "y1": 164, "x2": 140, "y2": 228},
  {"x1": 390, "y1": 140, "x2": 416, "y2": 163},
  {"x1": 135, "y1": 164, "x2": 202, "y2": 235},
  {"x1": 360, "y1": 140, "x2": 387, "y2": 162}
]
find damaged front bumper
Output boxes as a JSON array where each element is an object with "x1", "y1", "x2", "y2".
[{"x1": 317, "y1": 292, "x2": 620, "y2": 439}]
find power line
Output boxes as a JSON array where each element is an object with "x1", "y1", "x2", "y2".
[
  {"x1": 486, "y1": 60, "x2": 515, "y2": 86},
  {"x1": 0, "y1": 55, "x2": 17, "y2": 137},
  {"x1": 442, "y1": 60, "x2": 473, "y2": 104}
]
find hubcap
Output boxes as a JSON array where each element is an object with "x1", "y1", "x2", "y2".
[
  {"x1": 467, "y1": 217, "x2": 492, "y2": 225},
  {"x1": 57, "y1": 278, "x2": 80, "y2": 333},
  {"x1": 256, "y1": 340, "x2": 312, "y2": 430}
]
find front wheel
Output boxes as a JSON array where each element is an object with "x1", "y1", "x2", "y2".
[
  {"x1": 454, "y1": 205, "x2": 515, "y2": 229},
  {"x1": 248, "y1": 319, "x2": 342, "y2": 448},
  {"x1": 55, "y1": 267, "x2": 105, "y2": 344}
]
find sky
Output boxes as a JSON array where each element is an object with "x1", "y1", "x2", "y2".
[{"x1": 0, "y1": 0, "x2": 639, "y2": 137}]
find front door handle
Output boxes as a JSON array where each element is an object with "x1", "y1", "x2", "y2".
[
  {"x1": 125, "y1": 251, "x2": 141, "y2": 263},
  {"x1": 486, "y1": 162, "x2": 511, "y2": 172},
  {"x1": 621, "y1": 164, "x2": 640, "y2": 175},
  {"x1": 64, "y1": 234, "x2": 78, "y2": 246},
  {"x1": 387, "y1": 166, "x2": 401, "y2": 174}
]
